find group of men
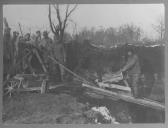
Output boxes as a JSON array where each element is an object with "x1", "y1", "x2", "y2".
[
  {"x1": 25, "y1": 31, "x2": 65, "y2": 81},
  {"x1": 4, "y1": 28, "x2": 66, "y2": 81},
  {"x1": 22, "y1": 31, "x2": 144, "y2": 98},
  {"x1": 4, "y1": 26, "x2": 148, "y2": 98}
]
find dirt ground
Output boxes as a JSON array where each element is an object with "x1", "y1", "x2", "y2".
[{"x1": 3, "y1": 81, "x2": 165, "y2": 124}]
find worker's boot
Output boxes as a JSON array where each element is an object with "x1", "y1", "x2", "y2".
[
  {"x1": 137, "y1": 86, "x2": 144, "y2": 98},
  {"x1": 133, "y1": 86, "x2": 139, "y2": 98},
  {"x1": 131, "y1": 74, "x2": 140, "y2": 98}
]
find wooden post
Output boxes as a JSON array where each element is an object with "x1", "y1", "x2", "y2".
[{"x1": 41, "y1": 79, "x2": 48, "y2": 94}]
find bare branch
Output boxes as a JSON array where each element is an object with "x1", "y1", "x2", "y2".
[
  {"x1": 52, "y1": 23, "x2": 57, "y2": 32},
  {"x1": 65, "y1": 4, "x2": 70, "y2": 18},
  {"x1": 62, "y1": 4, "x2": 77, "y2": 31},
  {"x1": 68, "y1": 4, "x2": 78, "y2": 17},
  {"x1": 67, "y1": 4, "x2": 78, "y2": 17},
  {"x1": 53, "y1": 23, "x2": 60, "y2": 37},
  {"x1": 53, "y1": 4, "x2": 62, "y2": 30},
  {"x1": 152, "y1": 16, "x2": 165, "y2": 40},
  {"x1": 48, "y1": 4, "x2": 77, "y2": 43},
  {"x1": 65, "y1": 5, "x2": 77, "y2": 25},
  {"x1": 48, "y1": 4, "x2": 56, "y2": 35}
]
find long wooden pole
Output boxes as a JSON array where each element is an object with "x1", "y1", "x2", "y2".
[
  {"x1": 48, "y1": 56, "x2": 95, "y2": 86},
  {"x1": 48, "y1": 56, "x2": 165, "y2": 111},
  {"x1": 34, "y1": 49, "x2": 47, "y2": 73},
  {"x1": 82, "y1": 83, "x2": 165, "y2": 111}
]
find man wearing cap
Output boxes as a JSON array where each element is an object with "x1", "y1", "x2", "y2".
[
  {"x1": 35, "y1": 30, "x2": 42, "y2": 46},
  {"x1": 39, "y1": 31, "x2": 53, "y2": 68},
  {"x1": 40, "y1": 31, "x2": 52, "y2": 48}
]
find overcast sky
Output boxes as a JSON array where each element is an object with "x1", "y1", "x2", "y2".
[{"x1": 3, "y1": 4, "x2": 164, "y2": 39}]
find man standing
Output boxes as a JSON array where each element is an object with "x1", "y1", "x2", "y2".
[
  {"x1": 35, "y1": 30, "x2": 41, "y2": 46},
  {"x1": 39, "y1": 31, "x2": 53, "y2": 69},
  {"x1": 3, "y1": 18, "x2": 12, "y2": 80},
  {"x1": 11, "y1": 31, "x2": 19, "y2": 65},
  {"x1": 40, "y1": 31, "x2": 52, "y2": 50},
  {"x1": 24, "y1": 33, "x2": 31, "y2": 42},
  {"x1": 118, "y1": 48, "x2": 141, "y2": 98}
]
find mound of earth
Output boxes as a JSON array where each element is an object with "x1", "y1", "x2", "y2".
[
  {"x1": 3, "y1": 90, "x2": 121, "y2": 124},
  {"x1": 3, "y1": 92, "x2": 87, "y2": 124},
  {"x1": 3, "y1": 82, "x2": 164, "y2": 124}
]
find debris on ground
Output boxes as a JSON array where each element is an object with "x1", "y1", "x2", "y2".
[{"x1": 87, "y1": 106, "x2": 119, "y2": 124}]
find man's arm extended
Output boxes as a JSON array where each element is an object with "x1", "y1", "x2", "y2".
[{"x1": 120, "y1": 55, "x2": 137, "y2": 72}]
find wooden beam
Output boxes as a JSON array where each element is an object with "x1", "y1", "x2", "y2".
[
  {"x1": 98, "y1": 82, "x2": 131, "y2": 92},
  {"x1": 34, "y1": 49, "x2": 47, "y2": 73},
  {"x1": 82, "y1": 83, "x2": 165, "y2": 111},
  {"x1": 15, "y1": 84, "x2": 65, "y2": 92}
]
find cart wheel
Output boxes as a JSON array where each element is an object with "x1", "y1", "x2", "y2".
[{"x1": 4, "y1": 80, "x2": 18, "y2": 97}]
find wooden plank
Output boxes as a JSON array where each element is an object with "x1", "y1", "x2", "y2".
[
  {"x1": 15, "y1": 84, "x2": 65, "y2": 92},
  {"x1": 16, "y1": 87, "x2": 41, "y2": 92},
  {"x1": 16, "y1": 74, "x2": 46, "y2": 77},
  {"x1": 98, "y1": 82, "x2": 131, "y2": 92},
  {"x1": 34, "y1": 49, "x2": 47, "y2": 73},
  {"x1": 82, "y1": 83, "x2": 165, "y2": 111},
  {"x1": 102, "y1": 73, "x2": 123, "y2": 83},
  {"x1": 48, "y1": 84, "x2": 65, "y2": 89}
]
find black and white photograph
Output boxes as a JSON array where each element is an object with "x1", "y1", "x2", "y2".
[{"x1": 2, "y1": 4, "x2": 165, "y2": 124}]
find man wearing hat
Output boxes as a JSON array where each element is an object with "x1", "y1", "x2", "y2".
[
  {"x1": 35, "y1": 30, "x2": 41, "y2": 46},
  {"x1": 39, "y1": 31, "x2": 53, "y2": 68}
]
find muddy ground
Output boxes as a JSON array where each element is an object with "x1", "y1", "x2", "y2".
[{"x1": 3, "y1": 80, "x2": 165, "y2": 124}]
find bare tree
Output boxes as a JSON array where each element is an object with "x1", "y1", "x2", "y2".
[
  {"x1": 48, "y1": 4, "x2": 77, "y2": 43},
  {"x1": 48, "y1": 4, "x2": 77, "y2": 81},
  {"x1": 152, "y1": 16, "x2": 165, "y2": 41}
]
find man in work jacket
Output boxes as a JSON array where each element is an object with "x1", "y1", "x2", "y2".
[
  {"x1": 39, "y1": 31, "x2": 53, "y2": 67},
  {"x1": 118, "y1": 48, "x2": 141, "y2": 98}
]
